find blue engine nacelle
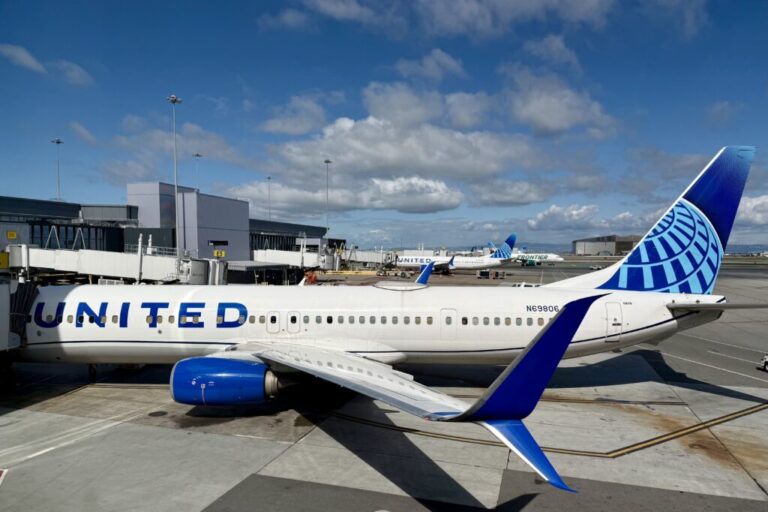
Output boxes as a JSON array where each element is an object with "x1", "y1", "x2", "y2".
[{"x1": 170, "y1": 357, "x2": 278, "y2": 406}]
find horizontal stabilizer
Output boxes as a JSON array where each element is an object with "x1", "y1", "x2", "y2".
[
  {"x1": 667, "y1": 302, "x2": 768, "y2": 311},
  {"x1": 482, "y1": 419, "x2": 575, "y2": 492}
]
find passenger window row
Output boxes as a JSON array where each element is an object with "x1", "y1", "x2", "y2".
[{"x1": 460, "y1": 316, "x2": 547, "y2": 327}]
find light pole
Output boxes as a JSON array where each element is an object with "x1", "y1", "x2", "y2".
[
  {"x1": 267, "y1": 176, "x2": 272, "y2": 221},
  {"x1": 51, "y1": 138, "x2": 63, "y2": 200},
  {"x1": 193, "y1": 152, "x2": 203, "y2": 190},
  {"x1": 324, "y1": 159, "x2": 332, "y2": 233},
  {"x1": 167, "y1": 94, "x2": 182, "y2": 268}
]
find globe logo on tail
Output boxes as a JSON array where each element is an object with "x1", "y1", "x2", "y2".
[{"x1": 599, "y1": 199, "x2": 722, "y2": 294}]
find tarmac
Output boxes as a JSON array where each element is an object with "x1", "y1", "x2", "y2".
[{"x1": 0, "y1": 261, "x2": 766, "y2": 510}]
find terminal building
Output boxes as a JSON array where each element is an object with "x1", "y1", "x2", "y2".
[
  {"x1": 1, "y1": 182, "x2": 337, "y2": 284},
  {"x1": 572, "y1": 235, "x2": 642, "y2": 256}
]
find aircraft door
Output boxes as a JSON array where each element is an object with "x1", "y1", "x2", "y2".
[
  {"x1": 267, "y1": 311, "x2": 280, "y2": 334},
  {"x1": 287, "y1": 311, "x2": 300, "y2": 334},
  {"x1": 440, "y1": 308, "x2": 457, "y2": 340},
  {"x1": 605, "y1": 303, "x2": 622, "y2": 342}
]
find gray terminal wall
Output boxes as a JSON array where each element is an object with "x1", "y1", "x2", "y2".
[{"x1": 178, "y1": 191, "x2": 250, "y2": 260}]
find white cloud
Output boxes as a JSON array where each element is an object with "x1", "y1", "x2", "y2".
[
  {"x1": 69, "y1": 121, "x2": 97, "y2": 145},
  {"x1": 707, "y1": 101, "x2": 741, "y2": 124},
  {"x1": 396, "y1": 49, "x2": 466, "y2": 82},
  {"x1": 445, "y1": 91, "x2": 492, "y2": 128},
  {"x1": 111, "y1": 121, "x2": 254, "y2": 178},
  {"x1": 230, "y1": 175, "x2": 463, "y2": 217},
  {"x1": 469, "y1": 180, "x2": 554, "y2": 207},
  {"x1": 649, "y1": 0, "x2": 708, "y2": 39},
  {"x1": 527, "y1": 203, "x2": 600, "y2": 230},
  {"x1": 262, "y1": 95, "x2": 327, "y2": 135},
  {"x1": 120, "y1": 114, "x2": 146, "y2": 132},
  {"x1": 414, "y1": 0, "x2": 614, "y2": 39},
  {"x1": 274, "y1": 115, "x2": 540, "y2": 184},
  {"x1": 504, "y1": 65, "x2": 615, "y2": 136},
  {"x1": 523, "y1": 34, "x2": 580, "y2": 71},
  {"x1": 737, "y1": 195, "x2": 768, "y2": 226},
  {"x1": 363, "y1": 82, "x2": 443, "y2": 126},
  {"x1": 102, "y1": 160, "x2": 157, "y2": 186},
  {"x1": 258, "y1": 8, "x2": 313, "y2": 30},
  {"x1": 0, "y1": 43, "x2": 46, "y2": 73},
  {"x1": 51, "y1": 59, "x2": 93, "y2": 86}
]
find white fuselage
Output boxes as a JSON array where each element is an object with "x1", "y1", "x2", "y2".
[
  {"x1": 396, "y1": 255, "x2": 503, "y2": 270},
  {"x1": 514, "y1": 253, "x2": 564, "y2": 263},
  {"x1": 20, "y1": 284, "x2": 722, "y2": 365}
]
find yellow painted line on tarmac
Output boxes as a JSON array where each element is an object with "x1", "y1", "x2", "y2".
[{"x1": 328, "y1": 401, "x2": 768, "y2": 459}]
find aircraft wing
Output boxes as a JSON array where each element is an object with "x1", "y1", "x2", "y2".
[{"x1": 225, "y1": 294, "x2": 604, "y2": 492}]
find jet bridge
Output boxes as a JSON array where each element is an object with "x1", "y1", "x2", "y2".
[{"x1": 6, "y1": 244, "x2": 212, "y2": 284}]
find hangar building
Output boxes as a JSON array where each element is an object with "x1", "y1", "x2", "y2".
[{"x1": 572, "y1": 235, "x2": 642, "y2": 256}]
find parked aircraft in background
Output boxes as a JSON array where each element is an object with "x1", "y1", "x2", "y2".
[
  {"x1": 512, "y1": 248, "x2": 565, "y2": 266},
  {"x1": 18, "y1": 147, "x2": 765, "y2": 491},
  {"x1": 396, "y1": 234, "x2": 517, "y2": 271}
]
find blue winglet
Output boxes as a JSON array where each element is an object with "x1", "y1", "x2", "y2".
[
  {"x1": 415, "y1": 262, "x2": 434, "y2": 284},
  {"x1": 447, "y1": 255, "x2": 456, "y2": 269},
  {"x1": 483, "y1": 420, "x2": 576, "y2": 493},
  {"x1": 457, "y1": 294, "x2": 604, "y2": 421}
]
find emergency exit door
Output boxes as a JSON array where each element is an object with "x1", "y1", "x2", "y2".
[{"x1": 605, "y1": 303, "x2": 622, "y2": 342}]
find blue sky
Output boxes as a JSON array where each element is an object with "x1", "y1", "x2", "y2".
[{"x1": 1, "y1": 0, "x2": 767, "y2": 248}]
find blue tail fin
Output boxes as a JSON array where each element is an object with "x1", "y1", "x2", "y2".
[
  {"x1": 490, "y1": 233, "x2": 517, "y2": 259},
  {"x1": 415, "y1": 262, "x2": 434, "y2": 284},
  {"x1": 598, "y1": 146, "x2": 755, "y2": 294}
]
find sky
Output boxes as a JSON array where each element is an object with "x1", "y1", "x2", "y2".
[{"x1": 1, "y1": 0, "x2": 767, "y2": 249}]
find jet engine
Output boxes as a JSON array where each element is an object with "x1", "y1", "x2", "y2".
[{"x1": 170, "y1": 357, "x2": 280, "y2": 406}]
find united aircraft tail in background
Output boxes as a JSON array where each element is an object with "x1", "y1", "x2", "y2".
[{"x1": 548, "y1": 146, "x2": 755, "y2": 293}]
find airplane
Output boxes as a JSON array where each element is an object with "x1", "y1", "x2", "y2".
[
  {"x1": 395, "y1": 234, "x2": 517, "y2": 271},
  {"x1": 16, "y1": 146, "x2": 765, "y2": 491},
  {"x1": 511, "y1": 247, "x2": 565, "y2": 266}
]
